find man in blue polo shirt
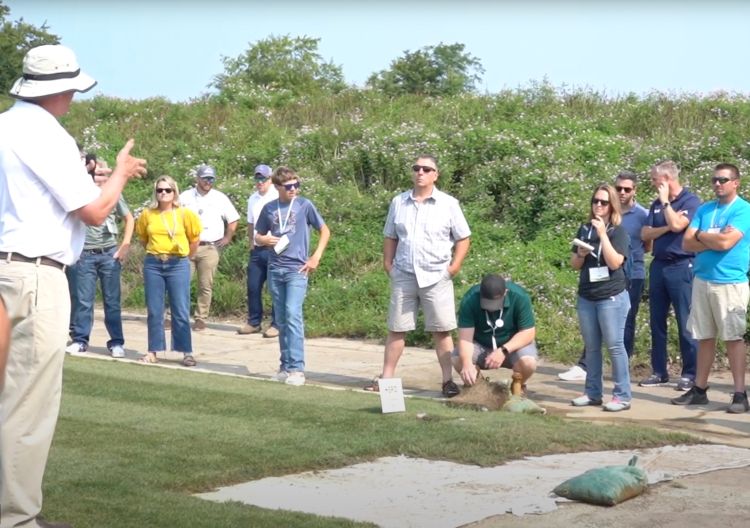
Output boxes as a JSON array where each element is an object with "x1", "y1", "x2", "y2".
[
  {"x1": 452, "y1": 274, "x2": 538, "y2": 388},
  {"x1": 640, "y1": 160, "x2": 701, "y2": 391},
  {"x1": 672, "y1": 163, "x2": 750, "y2": 413}
]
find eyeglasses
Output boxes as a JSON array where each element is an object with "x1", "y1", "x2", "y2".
[
  {"x1": 156, "y1": 188, "x2": 174, "y2": 194},
  {"x1": 615, "y1": 186, "x2": 634, "y2": 193},
  {"x1": 712, "y1": 176, "x2": 733, "y2": 185},
  {"x1": 283, "y1": 181, "x2": 301, "y2": 191},
  {"x1": 412, "y1": 165, "x2": 436, "y2": 173},
  {"x1": 591, "y1": 198, "x2": 610, "y2": 206}
]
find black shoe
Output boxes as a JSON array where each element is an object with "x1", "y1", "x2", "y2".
[
  {"x1": 442, "y1": 380, "x2": 460, "y2": 398},
  {"x1": 639, "y1": 374, "x2": 670, "y2": 387},
  {"x1": 727, "y1": 392, "x2": 749, "y2": 414},
  {"x1": 671, "y1": 386, "x2": 709, "y2": 405}
]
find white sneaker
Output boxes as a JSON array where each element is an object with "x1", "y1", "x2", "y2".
[
  {"x1": 285, "y1": 371, "x2": 306, "y2": 386},
  {"x1": 275, "y1": 370, "x2": 289, "y2": 382},
  {"x1": 110, "y1": 345, "x2": 125, "y2": 358},
  {"x1": 558, "y1": 365, "x2": 586, "y2": 381},
  {"x1": 65, "y1": 342, "x2": 87, "y2": 355}
]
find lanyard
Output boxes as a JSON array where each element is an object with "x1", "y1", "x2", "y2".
[
  {"x1": 586, "y1": 224, "x2": 608, "y2": 265},
  {"x1": 160, "y1": 208, "x2": 178, "y2": 240},
  {"x1": 485, "y1": 310, "x2": 504, "y2": 351},
  {"x1": 277, "y1": 197, "x2": 295, "y2": 233},
  {"x1": 709, "y1": 197, "x2": 737, "y2": 228}
]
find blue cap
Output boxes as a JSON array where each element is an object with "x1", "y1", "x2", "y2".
[
  {"x1": 254, "y1": 164, "x2": 272, "y2": 179},
  {"x1": 196, "y1": 165, "x2": 216, "y2": 179}
]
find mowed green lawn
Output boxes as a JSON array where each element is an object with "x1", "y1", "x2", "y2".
[{"x1": 41, "y1": 359, "x2": 697, "y2": 527}]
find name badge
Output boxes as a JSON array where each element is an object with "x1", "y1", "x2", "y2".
[
  {"x1": 274, "y1": 234, "x2": 290, "y2": 254},
  {"x1": 707, "y1": 227, "x2": 720, "y2": 234},
  {"x1": 589, "y1": 266, "x2": 610, "y2": 282}
]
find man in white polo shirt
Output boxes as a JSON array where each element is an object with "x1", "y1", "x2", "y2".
[
  {"x1": 238, "y1": 164, "x2": 280, "y2": 337},
  {"x1": 0, "y1": 45, "x2": 147, "y2": 528},
  {"x1": 180, "y1": 164, "x2": 240, "y2": 330}
]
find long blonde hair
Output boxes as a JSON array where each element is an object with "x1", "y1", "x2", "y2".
[
  {"x1": 148, "y1": 175, "x2": 181, "y2": 209},
  {"x1": 588, "y1": 183, "x2": 622, "y2": 226}
]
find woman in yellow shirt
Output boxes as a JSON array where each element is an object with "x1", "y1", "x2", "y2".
[{"x1": 136, "y1": 176, "x2": 202, "y2": 365}]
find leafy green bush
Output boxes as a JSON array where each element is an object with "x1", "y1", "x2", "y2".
[{"x1": 37, "y1": 84, "x2": 750, "y2": 366}]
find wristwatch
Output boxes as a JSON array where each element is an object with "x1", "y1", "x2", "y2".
[
  {"x1": 662, "y1": 201, "x2": 670, "y2": 208},
  {"x1": 500, "y1": 345, "x2": 510, "y2": 356}
]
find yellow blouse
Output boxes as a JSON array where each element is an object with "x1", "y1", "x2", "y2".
[{"x1": 135, "y1": 207, "x2": 202, "y2": 257}]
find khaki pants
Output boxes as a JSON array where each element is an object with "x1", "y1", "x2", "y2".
[
  {"x1": 189, "y1": 245, "x2": 220, "y2": 323},
  {"x1": 0, "y1": 261, "x2": 69, "y2": 528}
]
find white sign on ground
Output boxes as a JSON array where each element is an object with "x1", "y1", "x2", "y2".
[
  {"x1": 197, "y1": 445, "x2": 750, "y2": 528},
  {"x1": 377, "y1": 377, "x2": 405, "y2": 413}
]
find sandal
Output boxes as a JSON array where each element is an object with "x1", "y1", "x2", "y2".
[
  {"x1": 182, "y1": 354, "x2": 197, "y2": 367},
  {"x1": 140, "y1": 352, "x2": 158, "y2": 364},
  {"x1": 363, "y1": 377, "x2": 380, "y2": 392}
]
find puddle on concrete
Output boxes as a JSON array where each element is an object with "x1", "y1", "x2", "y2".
[{"x1": 197, "y1": 445, "x2": 750, "y2": 528}]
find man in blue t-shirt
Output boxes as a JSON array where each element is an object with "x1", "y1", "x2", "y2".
[
  {"x1": 452, "y1": 274, "x2": 538, "y2": 388},
  {"x1": 640, "y1": 160, "x2": 701, "y2": 391},
  {"x1": 672, "y1": 163, "x2": 750, "y2": 413},
  {"x1": 255, "y1": 167, "x2": 330, "y2": 387}
]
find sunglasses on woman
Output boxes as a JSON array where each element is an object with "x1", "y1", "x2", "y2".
[
  {"x1": 591, "y1": 198, "x2": 610, "y2": 206},
  {"x1": 156, "y1": 188, "x2": 174, "y2": 194}
]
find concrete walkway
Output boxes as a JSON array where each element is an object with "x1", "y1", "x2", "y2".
[{"x1": 80, "y1": 310, "x2": 750, "y2": 448}]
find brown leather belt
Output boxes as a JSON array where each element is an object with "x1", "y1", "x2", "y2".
[{"x1": 0, "y1": 251, "x2": 66, "y2": 271}]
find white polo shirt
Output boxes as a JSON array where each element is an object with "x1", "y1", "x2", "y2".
[
  {"x1": 0, "y1": 101, "x2": 100, "y2": 265},
  {"x1": 180, "y1": 187, "x2": 240, "y2": 242},
  {"x1": 246, "y1": 186, "x2": 279, "y2": 246}
]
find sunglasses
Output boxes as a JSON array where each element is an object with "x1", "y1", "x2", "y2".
[
  {"x1": 156, "y1": 188, "x2": 174, "y2": 194},
  {"x1": 712, "y1": 176, "x2": 733, "y2": 185},
  {"x1": 200, "y1": 177, "x2": 215, "y2": 184},
  {"x1": 283, "y1": 181, "x2": 301, "y2": 191},
  {"x1": 615, "y1": 185, "x2": 634, "y2": 193},
  {"x1": 591, "y1": 198, "x2": 610, "y2": 206},
  {"x1": 412, "y1": 165, "x2": 436, "y2": 173}
]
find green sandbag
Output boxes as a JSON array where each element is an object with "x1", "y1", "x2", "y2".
[
  {"x1": 553, "y1": 456, "x2": 648, "y2": 506},
  {"x1": 502, "y1": 395, "x2": 546, "y2": 414}
]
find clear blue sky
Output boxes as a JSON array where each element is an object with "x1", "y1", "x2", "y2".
[{"x1": 6, "y1": 0, "x2": 750, "y2": 101}]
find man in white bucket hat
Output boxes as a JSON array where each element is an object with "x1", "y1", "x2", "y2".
[{"x1": 0, "y1": 45, "x2": 147, "y2": 528}]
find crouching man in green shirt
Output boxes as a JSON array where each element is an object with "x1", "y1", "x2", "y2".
[{"x1": 453, "y1": 274, "x2": 538, "y2": 388}]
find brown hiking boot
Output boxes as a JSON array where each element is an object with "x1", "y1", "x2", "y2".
[
  {"x1": 237, "y1": 323, "x2": 261, "y2": 335},
  {"x1": 192, "y1": 319, "x2": 206, "y2": 331},
  {"x1": 262, "y1": 326, "x2": 279, "y2": 338}
]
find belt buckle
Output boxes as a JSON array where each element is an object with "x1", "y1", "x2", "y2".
[{"x1": 157, "y1": 254, "x2": 170, "y2": 262}]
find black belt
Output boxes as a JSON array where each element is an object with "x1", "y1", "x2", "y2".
[
  {"x1": 199, "y1": 240, "x2": 221, "y2": 246},
  {"x1": 0, "y1": 251, "x2": 65, "y2": 270},
  {"x1": 83, "y1": 246, "x2": 116, "y2": 254}
]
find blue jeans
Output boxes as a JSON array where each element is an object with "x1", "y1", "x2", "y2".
[
  {"x1": 268, "y1": 267, "x2": 308, "y2": 372},
  {"x1": 624, "y1": 278, "x2": 644, "y2": 358},
  {"x1": 577, "y1": 289, "x2": 632, "y2": 401},
  {"x1": 246, "y1": 247, "x2": 276, "y2": 327},
  {"x1": 68, "y1": 246, "x2": 124, "y2": 348},
  {"x1": 577, "y1": 277, "x2": 645, "y2": 370},
  {"x1": 144, "y1": 255, "x2": 192, "y2": 353},
  {"x1": 649, "y1": 259, "x2": 697, "y2": 379}
]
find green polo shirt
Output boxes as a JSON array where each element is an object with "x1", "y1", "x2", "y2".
[{"x1": 457, "y1": 281, "x2": 535, "y2": 349}]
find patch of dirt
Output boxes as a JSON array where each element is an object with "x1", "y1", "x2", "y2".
[{"x1": 448, "y1": 376, "x2": 509, "y2": 411}]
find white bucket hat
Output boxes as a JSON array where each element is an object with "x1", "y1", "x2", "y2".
[{"x1": 9, "y1": 44, "x2": 96, "y2": 100}]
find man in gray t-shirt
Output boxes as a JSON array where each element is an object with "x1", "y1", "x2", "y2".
[{"x1": 66, "y1": 158, "x2": 134, "y2": 358}]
